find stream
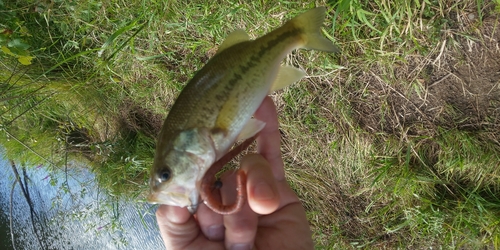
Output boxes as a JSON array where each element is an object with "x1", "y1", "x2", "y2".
[{"x1": 0, "y1": 152, "x2": 164, "y2": 249}]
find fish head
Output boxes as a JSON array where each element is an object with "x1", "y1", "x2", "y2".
[{"x1": 148, "y1": 128, "x2": 216, "y2": 211}]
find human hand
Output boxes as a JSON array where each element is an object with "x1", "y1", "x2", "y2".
[{"x1": 155, "y1": 96, "x2": 314, "y2": 250}]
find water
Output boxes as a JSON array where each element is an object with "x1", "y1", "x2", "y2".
[{"x1": 0, "y1": 155, "x2": 164, "y2": 249}]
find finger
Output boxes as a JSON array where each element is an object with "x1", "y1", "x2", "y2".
[
  {"x1": 220, "y1": 171, "x2": 258, "y2": 250},
  {"x1": 254, "y1": 96, "x2": 285, "y2": 180},
  {"x1": 156, "y1": 205, "x2": 199, "y2": 248},
  {"x1": 197, "y1": 200, "x2": 225, "y2": 241},
  {"x1": 240, "y1": 154, "x2": 280, "y2": 215},
  {"x1": 274, "y1": 179, "x2": 302, "y2": 210}
]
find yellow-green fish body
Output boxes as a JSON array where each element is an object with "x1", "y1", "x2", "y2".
[{"x1": 148, "y1": 7, "x2": 339, "y2": 210}]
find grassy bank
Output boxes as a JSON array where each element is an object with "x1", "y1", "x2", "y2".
[{"x1": 1, "y1": 0, "x2": 500, "y2": 248}]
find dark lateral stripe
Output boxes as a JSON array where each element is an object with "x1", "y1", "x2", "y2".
[
  {"x1": 226, "y1": 73, "x2": 242, "y2": 90},
  {"x1": 239, "y1": 27, "x2": 302, "y2": 74},
  {"x1": 213, "y1": 26, "x2": 302, "y2": 124}
]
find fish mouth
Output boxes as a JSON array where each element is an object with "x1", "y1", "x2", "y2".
[
  {"x1": 147, "y1": 187, "x2": 200, "y2": 212},
  {"x1": 147, "y1": 190, "x2": 189, "y2": 205},
  {"x1": 147, "y1": 191, "x2": 200, "y2": 214}
]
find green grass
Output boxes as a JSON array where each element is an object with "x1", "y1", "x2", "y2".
[{"x1": 2, "y1": 0, "x2": 500, "y2": 248}]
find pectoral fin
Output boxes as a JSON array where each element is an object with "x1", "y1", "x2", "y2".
[
  {"x1": 209, "y1": 127, "x2": 228, "y2": 150},
  {"x1": 270, "y1": 66, "x2": 306, "y2": 93},
  {"x1": 236, "y1": 118, "x2": 266, "y2": 141},
  {"x1": 216, "y1": 30, "x2": 250, "y2": 54}
]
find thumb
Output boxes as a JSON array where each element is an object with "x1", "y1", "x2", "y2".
[
  {"x1": 156, "y1": 205, "x2": 199, "y2": 248},
  {"x1": 240, "y1": 154, "x2": 280, "y2": 215}
]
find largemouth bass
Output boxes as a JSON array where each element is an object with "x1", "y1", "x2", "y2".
[{"x1": 148, "y1": 7, "x2": 339, "y2": 211}]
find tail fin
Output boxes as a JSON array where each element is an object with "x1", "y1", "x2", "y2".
[{"x1": 292, "y1": 7, "x2": 340, "y2": 53}]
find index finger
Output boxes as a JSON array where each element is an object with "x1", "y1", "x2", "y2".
[{"x1": 253, "y1": 96, "x2": 285, "y2": 181}]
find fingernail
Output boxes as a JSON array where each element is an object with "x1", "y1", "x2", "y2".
[
  {"x1": 253, "y1": 182, "x2": 275, "y2": 201},
  {"x1": 230, "y1": 243, "x2": 251, "y2": 250},
  {"x1": 207, "y1": 225, "x2": 224, "y2": 240}
]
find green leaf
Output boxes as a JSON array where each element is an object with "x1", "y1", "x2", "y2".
[
  {"x1": 19, "y1": 26, "x2": 31, "y2": 37},
  {"x1": 18, "y1": 55, "x2": 34, "y2": 65},
  {"x1": 8, "y1": 38, "x2": 30, "y2": 50},
  {"x1": 6, "y1": 46, "x2": 28, "y2": 56},
  {"x1": 336, "y1": 0, "x2": 351, "y2": 13},
  {"x1": 1, "y1": 46, "x2": 15, "y2": 56},
  {"x1": 356, "y1": 9, "x2": 380, "y2": 33},
  {"x1": 98, "y1": 17, "x2": 141, "y2": 57}
]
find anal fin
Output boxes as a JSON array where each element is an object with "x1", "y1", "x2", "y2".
[
  {"x1": 236, "y1": 118, "x2": 266, "y2": 141},
  {"x1": 270, "y1": 65, "x2": 306, "y2": 93}
]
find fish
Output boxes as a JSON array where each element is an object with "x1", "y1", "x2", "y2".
[{"x1": 147, "y1": 6, "x2": 339, "y2": 211}]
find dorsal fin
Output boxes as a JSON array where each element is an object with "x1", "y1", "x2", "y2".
[{"x1": 216, "y1": 29, "x2": 250, "y2": 54}]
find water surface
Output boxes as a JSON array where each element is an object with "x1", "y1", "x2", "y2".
[{"x1": 0, "y1": 155, "x2": 164, "y2": 249}]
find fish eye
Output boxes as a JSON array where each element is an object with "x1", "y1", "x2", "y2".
[{"x1": 159, "y1": 169, "x2": 171, "y2": 182}]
